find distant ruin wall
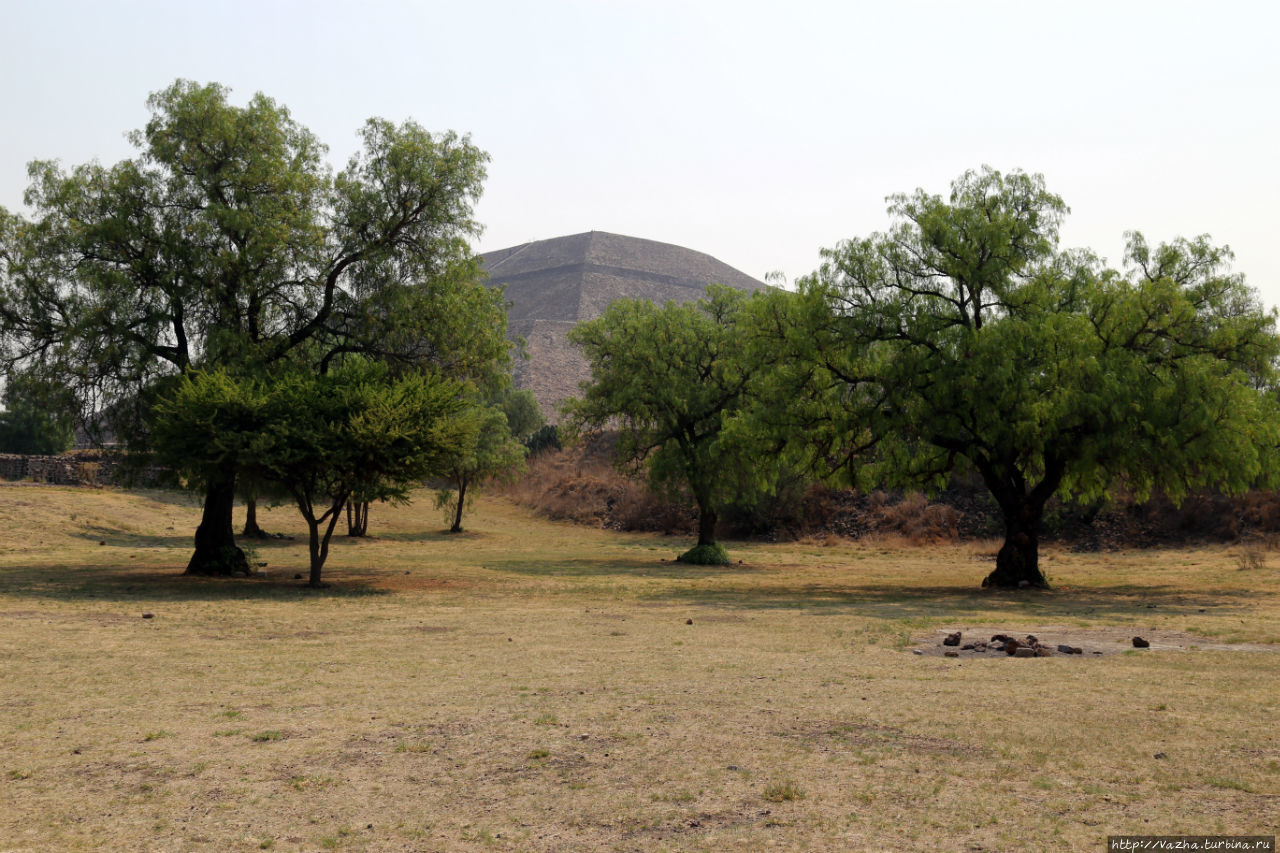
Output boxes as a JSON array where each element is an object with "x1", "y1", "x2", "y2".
[{"x1": 0, "y1": 452, "x2": 170, "y2": 487}]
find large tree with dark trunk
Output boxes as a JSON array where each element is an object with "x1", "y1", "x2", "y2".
[
  {"x1": 0, "y1": 80, "x2": 505, "y2": 575},
  {"x1": 793, "y1": 167, "x2": 1280, "y2": 588},
  {"x1": 153, "y1": 360, "x2": 475, "y2": 586}
]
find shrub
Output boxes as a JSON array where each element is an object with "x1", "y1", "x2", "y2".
[{"x1": 677, "y1": 543, "x2": 730, "y2": 565}]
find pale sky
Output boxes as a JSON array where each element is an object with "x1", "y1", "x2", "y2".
[{"x1": 2, "y1": 0, "x2": 1277, "y2": 305}]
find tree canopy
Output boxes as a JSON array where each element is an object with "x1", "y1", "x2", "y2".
[
  {"x1": 792, "y1": 167, "x2": 1280, "y2": 587},
  {"x1": 0, "y1": 80, "x2": 509, "y2": 574},
  {"x1": 565, "y1": 286, "x2": 775, "y2": 564},
  {"x1": 154, "y1": 360, "x2": 475, "y2": 586},
  {"x1": 434, "y1": 388, "x2": 541, "y2": 533}
]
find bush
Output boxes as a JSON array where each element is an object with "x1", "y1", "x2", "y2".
[
  {"x1": 524, "y1": 424, "x2": 561, "y2": 456},
  {"x1": 676, "y1": 543, "x2": 730, "y2": 565}
]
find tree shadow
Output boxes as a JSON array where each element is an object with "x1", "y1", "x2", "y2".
[
  {"x1": 0, "y1": 564, "x2": 388, "y2": 603},
  {"x1": 69, "y1": 529, "x2": 300, "y2": 550},
  {"x1": 486, "y1": 556, "x2": 749, "y2": 580},
  {"x1": 374, "y1": 529, "x2": 479, "y2": 543},
  {"x1": 645, "y1": 582, "x2": 1249, "y2": 625}
]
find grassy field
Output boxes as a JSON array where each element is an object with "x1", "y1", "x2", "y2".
[{"x1": 1, "y1": 483, "x2": 1277, "y2": 852}]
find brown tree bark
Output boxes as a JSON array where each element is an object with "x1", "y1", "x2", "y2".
[
  {"x1": 345, "y1": 500, "x2": 369, "y2": 537},
  {"x1": 187, "y1": 463, "x2": 249, "y2": 576},
  {"x1": 242, "y1": 496, "x2": 271, "y2": 539},
  {"x1": 449, "y1": 481, "x2": 468, "y2": 533}
]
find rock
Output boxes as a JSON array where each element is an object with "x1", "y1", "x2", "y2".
[
  {"x1": 991, "y1": 641, "x2": 1005, "y2": 652},
  {"x1": 1153, "y1": 752, "x2": 1167, "y2": 759},
  {"x1": 294, "y1": 574, "x2": 303, "y2": 580},
  {"x1": 686, "y1": 618, "x2": 693, "y2": 625},
  {"x1": 1025, "y1": 635, "x2": 1038, "y2": 645},
  {"x1": 1014, "y1": 647, "x2": 1036, "y2": 658},
  {"x1": 911, "y1": 649, "x2": 923, "y2": 655},
  {"x1": 1034, "y1": 647, "x2": 1052, "y2": 657},
  {"x1": 1005, "y1": 639, "x2": 1021, "y2": 655},
  {"x1": 1057, "y1": 644, "x2": 1075, "y2": 655},
  {"x1": 991, "y1": 634, "x2": 1010, "y2": 643},
  {"x1": 944, "y1": 651, "x2": 959, "y2": 658},
  {"x1": 141, "y1": 613, "x2": 154, "y2": 619},
  {"x1": 98, "y1": 541, "x2": 106, "y2": 546},
  {"x1": 972, "y1": 641, "x2": 988, "y2": 652},
  {"x1": 943, "y1": 631, "x2": 961, "y2": 646},
  {"x1": 1132, "y1": 637, "x2": 1150, "y2": 648},
  {"x1": 1072, "y1": 647, "x2": 1083, "y2": 655},
  {"x1": 961, "y1": 643, "x2": 975, "y2": 651}
]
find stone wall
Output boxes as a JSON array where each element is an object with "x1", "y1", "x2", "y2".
[{"x1": 0, "y1": 452, "x2": 169, "y2": 487}]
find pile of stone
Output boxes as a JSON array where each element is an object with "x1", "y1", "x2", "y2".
[{"x1": 940, "y1": 631, "x2": 1085, "y2": 658}]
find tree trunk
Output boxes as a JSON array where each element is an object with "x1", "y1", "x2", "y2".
[
  {"x1": 696, "y1": 505, "x2": 718, "y2": 547},
  {"x1": 242, "y1": 496, "x2": 270, "y2": 539},
  {"x1": 187, "y1": 465, "x2": 248, "y2": 576},
  {"x1": 983, "y1": 498, "x2": 1049, "y2": 589},
  {"x1": 306, "y1": 498, "x2": 347, "y2": 588},
  {"x1": 345, "y1": 500, "x2": 369, "y2": 537},
  {"x1": 449, "y1": 482, "x2": 467, "y2": 533}
]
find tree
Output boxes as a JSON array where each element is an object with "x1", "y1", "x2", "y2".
[
  {"x1": 154, "y1": 360, "x2": 475, "y2": 587},
  {"x1": 433, "y1": 387, "x2": 541, "y2": 533},
  {"x1": 0, "y1": 369, "x2": 77, "y2": 454},
  {"x1": 0, "y1": 80, "x2": 508, "y2": 575},
  {"x1": 565, "y1": 286, "x2": 772, "y2": 564},
  {"x1": 794, "y1": 167, "x2": 1280, "y2": 587}
]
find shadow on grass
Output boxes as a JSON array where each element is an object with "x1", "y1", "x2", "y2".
[
  {"x1": 644, "y1": 582, "x2": 1249, "y2": 625},
  {"x1": 374, "y1": 529, "x2": 481, "y2": 543},
  {"x1": 0, "y1": 564, "x2": 388, "y2": 602},
  {"x1": 485, "y1": 556, "x2": 748, "y2": 580}
]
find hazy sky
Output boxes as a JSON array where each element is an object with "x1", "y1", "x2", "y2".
[{"x1": 2, "y1": 0, "x2": 1277, "y2": 304}]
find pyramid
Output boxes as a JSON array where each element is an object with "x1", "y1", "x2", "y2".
[{"x1": 481, "y1": 231, "x2": 767, "y2": 418}]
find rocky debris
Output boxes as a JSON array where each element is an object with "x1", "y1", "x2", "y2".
[
  {"x1": 923, "y1": 630, "x2": 1105, "y2": 658},
  {"x1": 1132, "y1": 636, "x2": 1150, "y2": 648},
  {"x1": 141, "y1": 613, "x2": 154, "y2": 619}
]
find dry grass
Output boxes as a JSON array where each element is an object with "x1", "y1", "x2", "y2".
[{"x1": 1, "y1": 483, "x2": 1279, "y2": 852}]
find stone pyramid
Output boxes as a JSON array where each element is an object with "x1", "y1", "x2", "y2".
[{"x1": 481, "y1": 231, "x2": 766, "y2": 418}]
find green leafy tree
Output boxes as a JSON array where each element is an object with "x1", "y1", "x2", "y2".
[
  {"x1": 0, "y1": 80, "x2": 507, "y2": 575},
  {"x1": 0, "y1": 369, "x2": 77, "y2": 454},
  {"x1": 565, "y1": 286, "x2": 771, "y2": 564},
  {"x1": 793, "y1": 167, "x2": 1280, "y2": 587},
  {"x1": 154, "y1": 360, "x2": 475, "y2": 586},
  {"x1": 434, "y1": 397, "x2": 530, "y2": 533}
]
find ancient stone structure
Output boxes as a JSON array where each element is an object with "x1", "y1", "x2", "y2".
[{"x1": 481, "y1": 231, "x2": 766, "y2": 419}]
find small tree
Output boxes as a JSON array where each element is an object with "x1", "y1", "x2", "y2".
[
  {"x1": 435, "y1": 400, "x2": 528, "y2": 533},
  {"x1": 155, "y1": 360, "x2": 475, "y2": 586},
  {"x1": 565, "y1": 286, "x2": 770, "y2": 564},
  {"x1": 793, "y1": 167, "x2": 1280, "y2": 587}
]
